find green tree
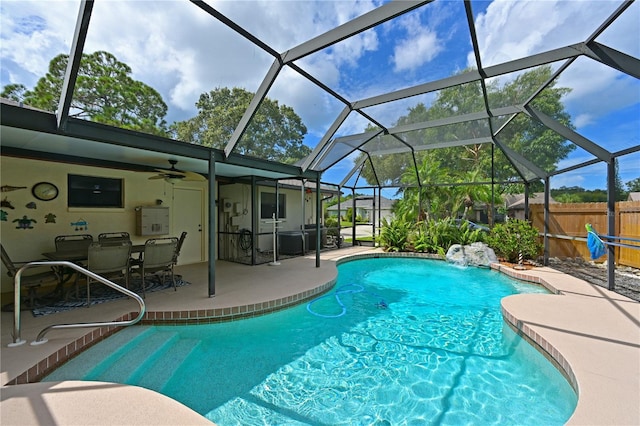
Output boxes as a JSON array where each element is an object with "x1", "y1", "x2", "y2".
[
  {"x1": 171, "y1": 87, "x2": 311, "y2": 164},
  {"x1": 357, "y1": 66, "x2": 575, "y2": 188},
  {"x1": 1, "y1": 83, "x2": 28, "y2": 102},
  {"x1": 2, "y1": 51, "x2": 168, "y2": 135},
  {"x1": 626, "y1": 177, "x2": 640, "y2": 192}
]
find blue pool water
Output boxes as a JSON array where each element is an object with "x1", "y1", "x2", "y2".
[{"x1": 45, "y1": 258, "x2": 577, "y2": 425}]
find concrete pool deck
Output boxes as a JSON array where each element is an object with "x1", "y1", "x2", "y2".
[{"x1": 1, "y1": 247, "x2": 639, "y2": 425}]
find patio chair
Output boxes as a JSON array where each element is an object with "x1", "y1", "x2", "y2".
[
  {"x1": 1, "y1": 244, "x2": 58, "y2": 309},
  {"x1": 85, "y1": 241, "x2": 132, "y2": 306},
  {"x1": 54, "y1": 234, "x2": 94, "y2": 255},
  {"x1": 131, "y1": 237, "x2": 178, "y2": 298},
  {"x1": 173, "y1": 231, "x2": 187, "y2": 265},
  {"x1": 98, "y1": 232, "x2": 131, "y2": 246}
]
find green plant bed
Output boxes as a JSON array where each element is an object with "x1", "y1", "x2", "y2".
[{"x1": 486, "y1": 219, "x2": 542, "y2": 263}]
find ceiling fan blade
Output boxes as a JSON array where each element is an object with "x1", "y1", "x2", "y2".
[
  {"x1": 148, "y1": 175, "x2": 167, "y2": 180},
  {"x1": 154, "y1": 168, "x2": 187, "y2": 176},
  {"x1": 182, "y1": 171, "x2": 207, "y2": 181}
]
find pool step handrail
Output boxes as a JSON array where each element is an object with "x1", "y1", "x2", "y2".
[{"x1": 9, "y1": 261, "x2": 146, "y2": 347}]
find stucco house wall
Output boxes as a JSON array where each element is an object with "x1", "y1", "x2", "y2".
[{"x1": 0, "y1": 156, "x2": 208, "y2": 300}]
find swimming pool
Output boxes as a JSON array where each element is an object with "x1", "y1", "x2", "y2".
[{"x1": 44, "y1": 257, "x2": 577, "y2": 425}]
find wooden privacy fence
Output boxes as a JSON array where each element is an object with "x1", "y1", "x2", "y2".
[{"x1": 530, "y1": 201, "x2": 640, "y2": 269}]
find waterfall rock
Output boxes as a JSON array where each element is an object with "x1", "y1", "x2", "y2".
[{"x1": 446, "y1": 242, "x2": 498, "y2": 267}]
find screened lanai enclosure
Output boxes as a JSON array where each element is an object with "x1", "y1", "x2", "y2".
[{"x1": 0, "y1": 0, "x2": 638, "y2": 293}]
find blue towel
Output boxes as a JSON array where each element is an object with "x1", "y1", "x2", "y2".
[{"x1": 585, "y1": 224, "x2": 606, "y2": 260}]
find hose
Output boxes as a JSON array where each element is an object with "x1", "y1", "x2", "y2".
[
  {"x1": 307, "y1": 284, "x2": 387, "y2": 318},
  {"x1": 239, "y1": 229, "x2": 252, "y2": 252}
]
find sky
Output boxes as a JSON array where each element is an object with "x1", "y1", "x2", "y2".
[{"x1": 1, "y1": 0, "x2": 638, "y2": 194}]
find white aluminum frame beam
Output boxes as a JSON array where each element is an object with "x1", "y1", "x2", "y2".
[
  {"x1": 281, "y1": 1, "x2": 432, "y2": 63},
  {"x1": 224, "y1": 59, "x2": 282, "y2": 158},
  {"x1": 522, "y1": 105, "x2": 612, "y2": 161},
  {"x1": 57, "y1": 0, "x2": 93, "y2": 130},
  {"x1": 301, "y1": 106, "x2": 351, "y2": 171}
]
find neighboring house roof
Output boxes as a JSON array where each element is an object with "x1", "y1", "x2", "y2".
[
  {"x1": 262, "y1": 179, "x2": 340, "y2": 195},
  {"x1": 326, "y1": 196, "x2": 395, "y2": 211},
  {"x1": 628, "y1": 192, "x2": 640, "y2": 201},
  {"x1": 504, "y1": 193, "x2": 556, "y2": 209}
]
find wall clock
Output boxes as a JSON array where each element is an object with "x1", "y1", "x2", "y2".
[{"x1": 32, "y1": 182, "x2": 59, "y2": 201}]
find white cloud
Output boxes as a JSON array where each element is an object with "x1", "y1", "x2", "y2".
[
  {"x1": 391, "y1": 12, "x2": 442, "y2": 72},
  {"x1": 0, "y1": 1, "x2": 79, "y2": 86},
  {"x1": 1, "y1": 1, "x2": 382, "y2": 126},
  {"x1": 471, "y1": 0, "x2": 639, "y2": 145}
]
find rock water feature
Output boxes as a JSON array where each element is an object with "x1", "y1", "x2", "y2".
[{"x1": 446, "y1": 242, "x2": 497, "y2": 267}]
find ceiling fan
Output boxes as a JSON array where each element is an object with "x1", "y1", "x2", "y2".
[{"x1": 148, "y1": 160, "x2": 206, "y2": 183}]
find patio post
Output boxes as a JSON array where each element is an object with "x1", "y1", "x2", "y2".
[
  {"x1": 251, "y1": 176, "x2": 258, "y2": 265},
  {"x1": 275, "y1": 180, "x2": 281, "y2": 259},
  {"x1": 352, "y1": 189, "x2": 357, "y2": 246},
  {"x1": 208, "y1": 152, "x2": 216, "y2": 297},
  {"x1": 543, "y1": 177, "x2": 550, "y2": 266},
  {"x1": 338, "y1": 187, "x2": 342, "y2": 246},
  {"x1": 524, "y1": 182, "x2": 530, "y2": 221},
  {"x1": 606, "y1": 159, "x2": 616, "y2": 290},
  {"x1": 377, "y1": 188, "x2": 381, "y2": 244},
  {"x1": 316, "y1": 172, "x2": 321, "y2": 267},
  {"x1": 372, "y1": 188, "x2": 376, "y2": 245}
]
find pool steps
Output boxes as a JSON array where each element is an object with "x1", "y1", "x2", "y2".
[
  {"x1": 85, "y1": 330, "x2": 180, "y2": 383},
  {"x1": 46, "y1": 327, "x2": 201, "y2": 392},
  {"x1": 134, "y1": 338, "x2": 201, "y2": 391}
]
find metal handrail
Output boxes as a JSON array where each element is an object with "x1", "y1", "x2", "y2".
[{"x1": 9, "y1": 261, "x2": 146, "y2": 347}]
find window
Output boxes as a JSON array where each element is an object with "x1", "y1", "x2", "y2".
[
  {"x1": 261, "y1": 192, "x2": 286, "y2": 219},
  {"x1": 68, "y1": 174, "x2": 124, "y2": 208}
]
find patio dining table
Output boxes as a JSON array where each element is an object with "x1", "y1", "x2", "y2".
[{"x1": 42, "y1": 244, "x2": 145, "y2": 299}]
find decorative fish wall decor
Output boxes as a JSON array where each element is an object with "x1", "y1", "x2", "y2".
[
  {"x1": 1, "y1": 197, "x2": 15, "y2": 209},
  {"x1": 1, "y1": 185, "x2": 27, "y2": 192}
]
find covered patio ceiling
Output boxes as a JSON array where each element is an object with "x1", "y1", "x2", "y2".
[{"x1": 0, "y1": 0, "x2": 638, "y2": 190}]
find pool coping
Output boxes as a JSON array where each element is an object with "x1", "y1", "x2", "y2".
[{"x1": 4, "y1": 252, "x2": 639, "y2": 426}]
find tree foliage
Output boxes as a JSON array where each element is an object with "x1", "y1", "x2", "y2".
[
  {"x1": 357, "y1": 66, "x2": 576, "y2": 220},
  {"x1": 171, "y1": 87, "x2": 311, "y2": 164},
  {"x1": 551, "y1": 185, "x2": 628, "y2": 203},
  {"x1": 626, "y1": 177, "x2": 640, "y2": 193},
  {"x1": 2, "y1": 51, "x2": 168, "y2": 135},
  {"x1": 358, "y1": 66, "x2": 574, "y2": 186}
]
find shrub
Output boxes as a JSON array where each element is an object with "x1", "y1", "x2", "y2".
[
  {"x1": 413, "y1": 219, "x2": 453, "y2": 255},
  {"x1": 487, "y1": 219, "x2": 542, "y2": 263},
  {"x1": 325, "y1": 216, "x2": 340, "y2": 237},
  {"x1": 454, "y1": 220, "x2": 486, "y2": 245},
  {"x1": 379, "y1": 216, "x2": 412, "y2": 252}
]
